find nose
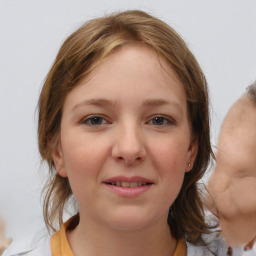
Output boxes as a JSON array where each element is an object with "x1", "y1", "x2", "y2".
[{"x1": 112, "y1": 123, "x2": 146, "y2": 165}]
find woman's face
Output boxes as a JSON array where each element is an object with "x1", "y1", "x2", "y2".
[{"x1": 53, "y1": 44, "x2": 197, "y2": 231}]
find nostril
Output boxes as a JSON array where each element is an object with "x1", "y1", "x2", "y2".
[{"x1": 116, "y1": 156, "x2": 143, "y2": 165}]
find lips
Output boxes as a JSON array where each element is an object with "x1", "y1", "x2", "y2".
[
  {"x1": 102, "y1": 176, "x2": 154, "y2": 197},
  {"x1": 103, "y1": 176, "x2": 154, "y2": 186},
  {"x1": 106, "y1": 181, "x2": 150, "y2": 188}
]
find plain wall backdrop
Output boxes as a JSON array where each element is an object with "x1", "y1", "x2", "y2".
[{"x1": 0, "y1": 0, "x2": 256, "y2": 240}]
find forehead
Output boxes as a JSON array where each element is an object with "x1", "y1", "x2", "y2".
[
  {"x1": 87, "y1": 43, "x2": 181, "y2": 86},
  {"x1": 66, "y1": 44, "x2": 187, "y2": 108}
]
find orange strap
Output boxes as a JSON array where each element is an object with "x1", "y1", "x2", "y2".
[
  {"x1": 173, "y1": 238, "x2": 187, "y2": 256},
  {"x1": 50, "y1": 220, "x2": 74, "y2": 256}
]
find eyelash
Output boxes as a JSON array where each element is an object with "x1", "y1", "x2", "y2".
[
  {"x1": 147, "y1": 115, "x2": 174, "y2": 126},
  {"x1": 81, "y1": 115, "x2": 110, "y2": 126},
  {"x1": 80, "y1": 114, "x2": 175, "y2": 127}
]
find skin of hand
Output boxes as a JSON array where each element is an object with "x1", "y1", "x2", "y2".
[
  {"x1": 206, "y1": 96, "x2": 256, "y2": 247},
  {"x1": 0, "y1": 218, "x2": 12, "y2": 255}
]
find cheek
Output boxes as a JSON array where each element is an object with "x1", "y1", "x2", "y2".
[
  {"x1": 150, "y1": 137, "x2": 189, "y2": 172},
  {"x1": 61, "y1": 134, "x2": 109, "y2": 185},
  {"x1": 149, "y1": 138, "x2": 188, "y2": 205}
]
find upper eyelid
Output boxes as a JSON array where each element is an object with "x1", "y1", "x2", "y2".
[
  {"x1": 147, "y1": 114, "x2": 175, "y2": 123},
  {"x1": 80, "y1": 114, "x2": 110, "y2": 124}
]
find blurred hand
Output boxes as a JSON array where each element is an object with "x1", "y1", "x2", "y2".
[
  {"x1": 206, "y1": 97, "x2": 256, "y2": 247},
  {"x1": 0, "y1": 238, "x2": 12, "y2": 255},
  {"x1": 0, "y1": 217, "x2": 12, "y2": 255},
  {"x1": 206, "y1": 167, "x2": 256, "y2": 247}
]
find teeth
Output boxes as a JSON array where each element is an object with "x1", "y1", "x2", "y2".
[
  {"x1": 109, "y1": 181, "x2": 150, "y2": 187},
  {"x1": 122, "y1": 182, "x2": 130, "y2": 187},
  {"x1": 130, "y1": 182, "x2": 137, "y2": 188}
]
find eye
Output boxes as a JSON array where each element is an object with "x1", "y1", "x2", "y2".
[
  {"x1": 81, "y1": 115, "x2": 109, "y2": 126},
  {"x1": 148, "y1": 116, "x2": 174, "y2": 126}
]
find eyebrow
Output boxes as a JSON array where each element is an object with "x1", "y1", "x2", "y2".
[
  {"x1": 142, "y1": 98, "x2": 175, "y2": 107},
  {"x1": 72, "y1": 99, "x2": 120, "y2": 111},
  {"x1": 72, "y1": 98, "x2": 182, "y2": 112},
  {"x1": 142, "y1": 99, "x2": 183, "y2": 114}
]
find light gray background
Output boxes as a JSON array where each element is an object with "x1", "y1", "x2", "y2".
[{"x1": 0, "y1": 0, "x2": 256, "y2": 240}]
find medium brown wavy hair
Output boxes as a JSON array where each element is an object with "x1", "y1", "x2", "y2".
[{"x1": 38, "y1": 10, "x2": 214, "y2": 245}]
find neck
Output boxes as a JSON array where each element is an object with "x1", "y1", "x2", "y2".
[{"x1": 67, "y1": 212, "x2": 177, "y2": 256}]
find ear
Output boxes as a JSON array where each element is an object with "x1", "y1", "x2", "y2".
[
  {"x1": 185, "y1": 137, "x2": 198, "y2": 172},
  {"x1": 52, "y1": 140, "x2": 68, "y2": 178}
]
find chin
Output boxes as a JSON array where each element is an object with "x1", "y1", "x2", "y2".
[{"x1": 104, "y1": 209, "x2": 167, "y2": 232}]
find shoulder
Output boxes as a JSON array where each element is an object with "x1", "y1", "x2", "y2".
[
  {"x1": 184, "y1": 211, "x2": 222, "y2": 255},
  {"x1": 2, "y1": 235, "x2": 51, "y2": 256},
  {"x1": 185, "y1": 234, "x2": 226, "y2": 256},
  {"x1": 185, "y1": 211, "x2": 228, "y2": 255}
]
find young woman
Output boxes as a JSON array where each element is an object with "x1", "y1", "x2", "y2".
[{"x1": 4, "y1": 10, "x2": 246, "y2": 256}]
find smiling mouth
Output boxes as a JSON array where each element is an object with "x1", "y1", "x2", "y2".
[{"x1": 105, "y1": 181, "x2": 152, "y2": 188}]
